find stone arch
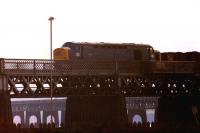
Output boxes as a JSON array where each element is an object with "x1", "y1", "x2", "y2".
[
  {"x1": 29, "y1": 115, "x2": 38, "y2": 125},
  {"x1": 27, "y1": 112, "x2": 41, "y2": 125},
  {"x1": 132, "y1": 114, "x2": 142, "y2": 123},
  {"x1": 44, "y1": 111, "x2": 59, "y2": 126},
  {"x1": 127, "y1": 109, "x2": 146, "y2": 123},
  {"x1": 46, "y1": 115, "x2": 55, "y2": 124},
  {"x1": 13, "y1": 115, "x2": 22, "y2": 125}
]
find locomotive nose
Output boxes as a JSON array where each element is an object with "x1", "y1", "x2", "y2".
[{"x1": 53, "y1": 47, "x2": 71, "y2": 60}]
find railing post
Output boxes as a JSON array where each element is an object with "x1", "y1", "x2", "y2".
[
  {"x1": 33, "y1": 60, "x2": 36, "y2": 74},
  {"x1": 0, "y1": 58, "x2": 4, "y2": 74}
]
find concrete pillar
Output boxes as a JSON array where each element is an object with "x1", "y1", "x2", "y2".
[
  {"x1": 0, "y1": 75, "x2": 13, "y2": 125},
  {"x1": 40, "y1": 110, "x2": 43, "y2": 124},
  {"x1": 58, "y1": 110, "x2": 62, "y2": 127},
  {"x1": 24, "y1": 111, "x2": 26, "y2": 125},
  {"x1": 0, "y1": 75, "x2": 7, "y2": 92}
]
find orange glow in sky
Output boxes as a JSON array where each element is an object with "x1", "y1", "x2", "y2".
[{"x1": 0, "y1": 0, "x2": 200, "y2": 59}]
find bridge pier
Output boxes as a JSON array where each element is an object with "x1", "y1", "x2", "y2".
[
  {"x1": 0, "y1": 76, "x2": 13, "y2": 126},
  {"x1": 65, "y1": 96, "x2": 128, "y2": 130},
  {"x1": 157, "y1": 96, "x2": 200, "y2": 128}
]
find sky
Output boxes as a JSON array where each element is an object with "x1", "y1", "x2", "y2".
[{"x1": 0, "y1": 0, "x2": 200, "y2": 59}]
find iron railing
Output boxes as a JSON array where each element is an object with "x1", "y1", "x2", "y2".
[{"x1": 0, "y1": 58, "x2": 199, "y2": 75}]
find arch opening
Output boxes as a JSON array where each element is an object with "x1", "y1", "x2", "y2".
[
  {"x1": 13, "y1": 115, "x2": 22, "y2": 125},
  {"x1": 46, "y1": 115, "x2": 55, "y2": 124},
  {"x1": 29, "y1": 115, "x2": 38, "y2": 125},
  {"x1": 132, "y1": 114, "x2": 142, "y2": 124}
]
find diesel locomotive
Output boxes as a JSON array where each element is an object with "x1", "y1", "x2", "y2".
[{"x1": 53, "y1": 42, "x2": 157, "y2": 61}]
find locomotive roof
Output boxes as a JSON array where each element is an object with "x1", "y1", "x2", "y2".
[{"x1": 62, "y1": 42, "x2": 153, "y2": 48}]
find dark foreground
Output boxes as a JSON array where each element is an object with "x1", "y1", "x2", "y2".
[
  {"x1": 0, "y1": 123, "x2": 200, "y2": 133},
  {"x1": 1, "y1": 127, "x2": 200, "y2": 133}
]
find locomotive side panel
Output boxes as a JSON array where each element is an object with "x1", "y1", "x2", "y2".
[
  {"x1": 81, "y1": 44, "x2": 135, "y2": 61},
  {"x1": 80, "y1": 44, "x2": 152, "y2": 61},
  {"x1": 82, "y1": 45, "x2": 115, "y2": 61},
  {"x1": 114, "y1": 48, "x2": 134, "y2": 61}
]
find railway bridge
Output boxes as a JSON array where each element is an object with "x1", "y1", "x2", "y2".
[{"x1": 0, "y1": 58, "x2": 200, "y2": 128}]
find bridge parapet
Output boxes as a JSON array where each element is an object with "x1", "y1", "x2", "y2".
[
  {"x1": 0, "y1": 58, "x2": 4, "y2": 74},
  {"x1": 1, "y1": 59, "x2": 54, "y2": 75},
  {"x1": 0, "y1": 58, "x2": 199, "y2": 76}
]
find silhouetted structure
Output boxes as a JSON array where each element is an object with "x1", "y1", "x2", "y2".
[
  {"x1": 0, "y1": 48, "x2": 200, "y2": 130},
  {"x1": 158, "y1": 96, "x2": 200, "y2": 128},
  {"x1": 65, "y1": 96, "x2": 128, "y2": 130}
]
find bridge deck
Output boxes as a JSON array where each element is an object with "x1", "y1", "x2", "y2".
[{"x1": 0, "y1": 58, "x2": 199, "y2": 97}]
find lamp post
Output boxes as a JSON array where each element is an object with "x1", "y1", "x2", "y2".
[
  {"x1": 48, "y1": 16, "x2": 54, "y2": 127},
  {"x1": 48, "y1": 16, "x2": 54, "y2": 64}
]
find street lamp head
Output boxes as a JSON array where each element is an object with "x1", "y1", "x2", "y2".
[{"x1": 48, "y1": 16, "x2": 55, "y2": 21}]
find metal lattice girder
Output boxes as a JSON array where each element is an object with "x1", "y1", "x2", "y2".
[
  {"x1": 8, "y1": 75, "x2": 63, "y2": 97},
  {"x1": 60, "y1": 75, "x2": 119, "y2": 96},
  {"x1": 5, "y1": 74, "x2": 200, "y2": 97},
  {"x1": 120, "y1": 74, "x2": 200, "y2": 97},
  {"x1": 7, "y1": 75, "x2": 120, "y2": 97}
]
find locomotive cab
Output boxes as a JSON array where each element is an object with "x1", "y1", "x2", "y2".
[{"x1": 153, "y1": 50, "x2": 161, "y2": 61}]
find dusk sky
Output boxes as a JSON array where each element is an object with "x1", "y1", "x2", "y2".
[{"x1": 0, "y1": 0, "x2": 200, "y2": 59}]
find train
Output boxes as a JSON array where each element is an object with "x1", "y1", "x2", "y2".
[
  {"x1": 53, "y1": 42, "x2": 200, "y2": 62},
  {"x1": 53, "y1": 42, "x2": 158, "y2": 61},
  {"x1": 161, "y1": 52, "x2": 200, "y2": 61}
]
